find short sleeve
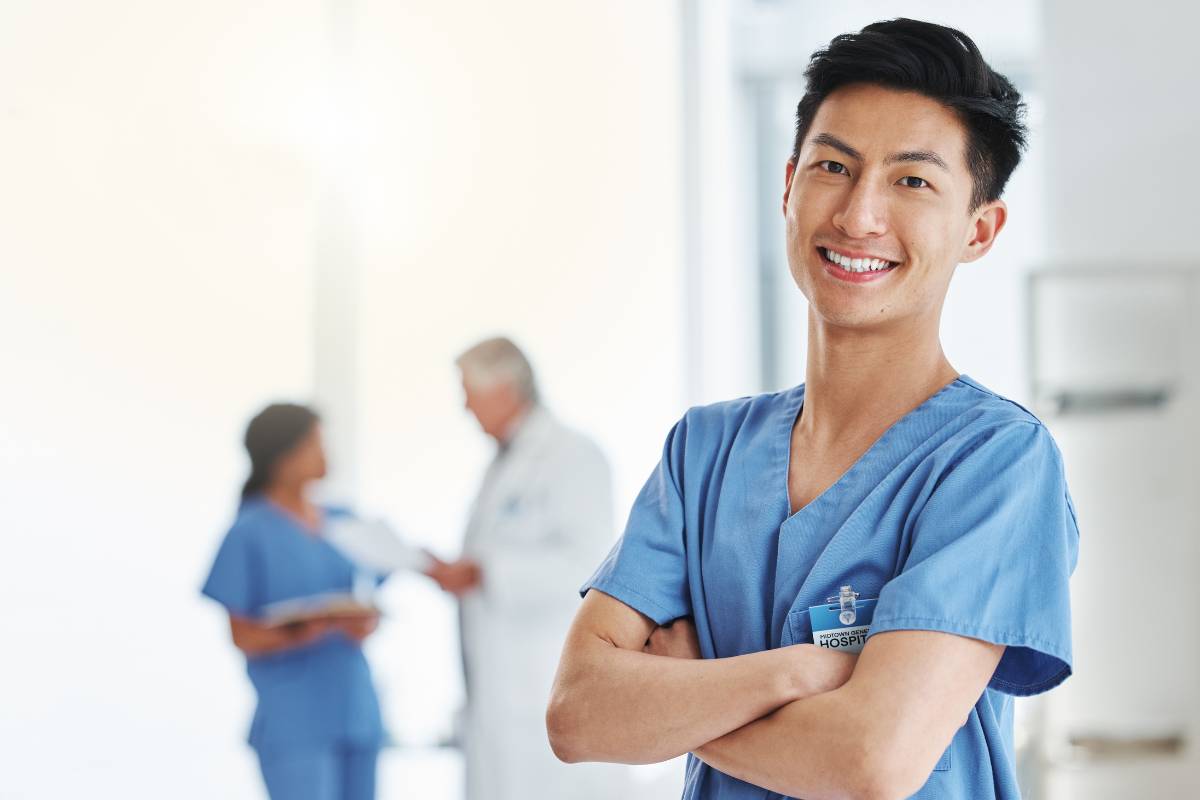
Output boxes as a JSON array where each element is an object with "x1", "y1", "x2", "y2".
[
  {"x1": 869, "y1": 421, "x2": 1080, "y2": 696},
  {"x1": 580, "y1": 418, "x2": 691, "y2": 625},
  {"x1": 200, "y1": 524, "x2": 261, "y2": 617}
]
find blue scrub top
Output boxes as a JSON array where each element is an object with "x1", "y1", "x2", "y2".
[
  {"x1": 584, "y1": 376, "x2": 1079, "y2": 800},
  {"x1": 201, "y1": 498, "x2": 386, "y2": 753}
]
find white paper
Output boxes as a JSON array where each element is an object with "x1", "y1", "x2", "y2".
[
  {"x1": 260, "y1": 591, "x2": 376, "y2": 627},
  {"x1": 325, "y1": 516, "x2": 431, "y2": 574}
]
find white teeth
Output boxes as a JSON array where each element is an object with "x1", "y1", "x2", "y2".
[{"x1": 824, "y1": 248, "x2": 895, "y2": 273}]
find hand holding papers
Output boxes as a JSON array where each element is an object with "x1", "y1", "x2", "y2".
[
  {"x1": 258, "y1": 516, "x2": 436, "y2": 634},
  {"x1": 260, "y1": 591, "x2": 381, "y2": 629}
]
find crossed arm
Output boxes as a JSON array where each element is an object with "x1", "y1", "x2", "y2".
[{"x1": 546, "y1": 590, "x2": 1004, "y2": 800}]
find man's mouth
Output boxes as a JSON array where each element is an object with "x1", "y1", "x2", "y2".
[{"x1": 819, "y1": 247, "x2": 900, "y2": 274}]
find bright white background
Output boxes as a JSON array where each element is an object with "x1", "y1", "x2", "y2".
[
  {"x1": 4, "y1": 2, "x2": 1200, "y2": 799},
  {"x1": 0, "y1": 2, "x2": 684, "y2": 798}
]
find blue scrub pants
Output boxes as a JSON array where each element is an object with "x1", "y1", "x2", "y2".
[{"x1": 257, "y1": 745, "x2": 378, "y2": 800}]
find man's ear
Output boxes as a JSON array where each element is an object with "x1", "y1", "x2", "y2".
[
  {"x1": 782, "y1": 159, "x2": 798, "y2": 216},
  {"x1": 960, "y1": 199, "x2": 1007, "y2": 263}
]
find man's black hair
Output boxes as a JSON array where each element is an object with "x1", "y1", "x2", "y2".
[{"x1": 791, "y1": 18, "x2": 1027, "y2": 211}]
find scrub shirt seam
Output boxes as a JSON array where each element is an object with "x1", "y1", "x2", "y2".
[
  {"x1": 956, "y1": 375, "x2": 1046, "y2": 425},
  {"x1": 869, "y1": 615, "x2": 1070, "y2": 660},
  {"x1": 783, "y1": 378, "x2": 970, "y2": 524},
  {"x1": 801, "y1": 391, "x2": 994, "y2": 542},
  {"x1": 989, "y1": 665, "x2": 1072, "y2": 696},
  {"x1": 930, "y1": 412, "x2": 1043, "y2": 479},
  {"x1": 588, "y1": 576, "x2": 682, "y2": 624},
  {"x1": 776, "y1": 384, "x2": 804, "y2": 494}
]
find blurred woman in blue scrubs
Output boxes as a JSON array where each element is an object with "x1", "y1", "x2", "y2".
[{"x1": 202, "y1": 403, "x2": 385, "y2": 800}]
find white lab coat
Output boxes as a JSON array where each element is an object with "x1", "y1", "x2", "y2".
[{"x1": 459, "y1": 406, "x2": 628, "y2": 800}]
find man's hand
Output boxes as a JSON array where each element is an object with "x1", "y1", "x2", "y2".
[
  {"x1": 427, "y1": 557, "x2": 484, "y2": 596},
  {"x1": 642, "y1": 619, "x2": 857, "y2": 696},
  {"x1": 694, "y1": 631, "x2": 1004, "y2": 799},
  {"x1": 547, "y1": 590, "x2": 855, "y2": 766},
  {"x1": 644, "y1": 617, "x2": 701, "y2": 659}
]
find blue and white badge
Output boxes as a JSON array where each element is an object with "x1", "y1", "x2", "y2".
[{"x1": 808, "y1": 585, "x2": 877, "y2": 654}]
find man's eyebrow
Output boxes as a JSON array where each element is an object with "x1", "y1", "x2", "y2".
[
  {"x1": 810, "y1": 133, "x2": 952, "y2": 173},
  {"x1": 809, "y1": 133, "x2": 862, "y2": 162},
  {"x1": 885, "y1": 149, "x2": 950, "y2": 172}
]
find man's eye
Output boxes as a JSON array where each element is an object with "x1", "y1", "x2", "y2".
[
  {"x1": 818, "y1": 160, "x2": 848, "y2": 175},
  {"x1": 899, "y1": 176, "x2": 929, "y2": 189}
]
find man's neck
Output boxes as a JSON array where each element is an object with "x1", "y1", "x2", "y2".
[
  {"x1": 496, "y1": 402, "x2": 536, "y2": 447},
  {"x1": 798, "y1": 311, "x2": 958, "y2": 444}
]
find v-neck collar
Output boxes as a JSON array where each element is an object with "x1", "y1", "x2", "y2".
[
  {"x1": 779, "y1": 375, "x2": 970, "y2": 523},
  {"x1": 262, "y1": 497, "x2": 326, "y2": 538}
]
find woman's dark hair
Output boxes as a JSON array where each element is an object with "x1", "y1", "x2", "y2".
[
  {"x1": 791, "y1": 18, "x2": 1027, "y2": 211},
  {"x1": 241, "y1": 403, "x2": 320, "y2": 500}
]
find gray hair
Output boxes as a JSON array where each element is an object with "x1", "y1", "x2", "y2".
[{"x1": 455, "y1": 336, "x2": 539, "y2": 402}]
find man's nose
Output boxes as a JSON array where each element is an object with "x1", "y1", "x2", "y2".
[{"x1": 831, "y1": 178, "x2": 888, "y2": 239}]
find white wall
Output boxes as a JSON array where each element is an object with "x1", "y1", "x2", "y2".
[
  {"x1": 348, "y1": 2, "x2": 687, "y2": 789},
  {"x1": 1042, "y1": 1, "x2": 1200, "y2": 264},
  {"x1": 0, "y1": 1, "x2": 686, "y2": 798},
  {"x1": 1035, "y1": 3, "x2": 1200, "y2": 797},
  {"x1": 0, "y1": 3, "x2": 323, "y2": 797}
]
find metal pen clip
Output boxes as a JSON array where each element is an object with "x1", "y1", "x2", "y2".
[{"x1": 827, "y1": 585, "x2": 859, "y2": 625}]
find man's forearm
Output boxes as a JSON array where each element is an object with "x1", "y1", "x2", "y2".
[
  {"x1": 547, "y1": 634, "x2": 852, "y2": 765},
  {"x1": 694, "y1": 686, "x2": 886, "y2": 800},
  {"x1": 694, "y1": 630, "x2": 1000, "y2": 800}
]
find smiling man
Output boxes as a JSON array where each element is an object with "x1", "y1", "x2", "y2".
[{"x1": 546, "y1": 18, "x2": 1079, "y2": 800}]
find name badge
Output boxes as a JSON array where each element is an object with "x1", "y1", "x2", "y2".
[{"x1": 808, "y1": 586, "x2": 877, "y2": 654}]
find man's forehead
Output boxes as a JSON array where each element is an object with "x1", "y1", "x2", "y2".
[{"x1": 804, "y1": 84, "x2": 968, "y2": 167}]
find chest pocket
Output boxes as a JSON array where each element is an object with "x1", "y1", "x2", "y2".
[
  {"x1": 784, "y1": 609, "x2": 952, "y2": 773},
  {"x1": 480, "y1": 490, "x2": 554, "y2": 549}
]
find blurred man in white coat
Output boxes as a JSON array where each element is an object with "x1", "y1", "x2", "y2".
[{"x1": 430, "y1": 336, "x2": 627, "y2": 800}]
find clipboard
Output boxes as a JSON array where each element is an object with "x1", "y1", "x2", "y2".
[{"x1": 260, "y1": 591, "x2": 380, "y2": 628}]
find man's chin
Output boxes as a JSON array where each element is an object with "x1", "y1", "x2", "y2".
[{"x1": 811, "y1": 303, "x2": 898, "y2": 332}]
